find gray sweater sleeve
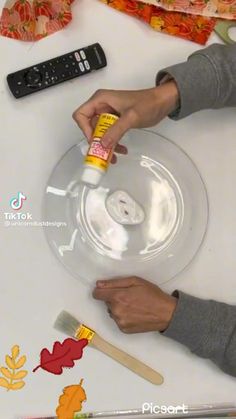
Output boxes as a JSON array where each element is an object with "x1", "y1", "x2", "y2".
[
  {"x1": 164, "y1": 291, "x2": 236, "y2": 376},
  {"x1": 156, "y1": 43, "x2": 236, "y2": 119},
  {"x1": 157, "y1": 45, "x2": 236, "y2": 376}
]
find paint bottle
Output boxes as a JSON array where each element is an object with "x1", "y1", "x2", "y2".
[{"x1": 81, "y1": 113, "x2": 119, "y2": 187}]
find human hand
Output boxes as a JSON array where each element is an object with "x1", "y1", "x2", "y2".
[
  {"x1": 92, "y1": 276, "x2": 177, "y2": 333},
  {"x1": 73, "y1": 82, "x2": 179, "y2": 162}
]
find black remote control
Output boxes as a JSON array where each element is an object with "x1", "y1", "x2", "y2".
[{"x1": 7, "y1": 43, "x2": 107, "y2": 99}]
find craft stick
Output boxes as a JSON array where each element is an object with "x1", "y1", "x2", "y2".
[{"x1": 90, "y1": 333, "x2": 163, "y2": 385}]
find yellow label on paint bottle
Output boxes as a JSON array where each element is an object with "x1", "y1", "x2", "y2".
[
  {"x1": 93, "y1": 113, "x2": 119, "y2": 138},
  {"x1": 84, "y1": 113, "x2": 119, "y2": 171}
]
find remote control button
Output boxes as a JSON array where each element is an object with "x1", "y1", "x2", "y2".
[
  {"x1": 74, "y1": 68, "x2": 78, "y2": 74},
  {"x1": 80, "y1": 50, "x2": 86, "y2": 60},
  {"x1": 79, "y1": 62, "x2": 85, "y2": 72},
  {"x1": 17, "y1": 81, "x2": 22, "y2": 86},
  {"x1": 62, "y1": 57, "x2": 66, "y2": 62},
  {"x1": 72, "y1": 62, "x2": 75, "y2": 66},
  {"x1": 24, "y1": 69, "x2": 42, "y2": 87},
  {"x1": 74, "y1": 52, "x2": 81, "y2": 62},
  {"x1": 69, "y1": 55, "x2": 73, "y2": 59},
  {"x1": 63, "y1": 71, "x2": 71, "y2": 78},
  {"x1": 84, "y1": 60, "x2": 90, "y2": 70},
  {"x1": 42, "y1": 64, "x2": 46, "y2": 69},
  {"x1": 65, "y1": 64, "x2": 69, "y2": 69}
]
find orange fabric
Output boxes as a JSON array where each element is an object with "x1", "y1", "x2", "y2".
[
  {"x1": 0, "y1": 0, "x2": 73, "y2": 40},
  {"x1": 0, "y1": 0, "x2": 216, "y2": 43},
  {"x1": 100, "y1": 0, "x2": 216, "y2": 44},
  {"x1": 136, "y1": 0, "x2": 236, "y2": 20}
]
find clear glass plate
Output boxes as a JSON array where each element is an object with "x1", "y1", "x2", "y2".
[{"x1": 43, "y1": 130, "x2": 208, "y2": 286}]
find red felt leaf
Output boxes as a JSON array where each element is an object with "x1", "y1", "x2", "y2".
[{"x1": 33, "y1": 338, "x2": 88, "y2": 375}]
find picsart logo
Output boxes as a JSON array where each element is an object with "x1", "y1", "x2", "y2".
[
  {"x1": 10, "y1": 192, "x2": 27, "y2": 210},
  {"x1": 142, "y1": 403, "x2": 188, "y2": 415}
]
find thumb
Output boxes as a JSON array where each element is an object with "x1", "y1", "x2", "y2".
[
  {"x1": 101, "y1": 109, "x2": 138, "y2": 148},
  {"x1": 96, "y1": 277, "x2": 140, "y2": 289}
]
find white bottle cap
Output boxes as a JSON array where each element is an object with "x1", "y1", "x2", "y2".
[{"x1": 81, "y1": 166, "x2": 103, "y2": 188}]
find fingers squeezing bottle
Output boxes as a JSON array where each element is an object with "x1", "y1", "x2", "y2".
[{"x1": 81, "y1": 113, "x2": 119, "y2": 188}]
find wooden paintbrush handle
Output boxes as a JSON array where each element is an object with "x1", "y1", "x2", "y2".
[{"x1": 90, "y1": 333, "x2": 163, "y2": 385}]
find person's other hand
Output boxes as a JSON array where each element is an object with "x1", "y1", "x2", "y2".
[
  {"x1": 92, "y1": 276, "x2": 177, "y2": 333},
  {"x1": 73, "y1": 83, "x2": 179, "y2": 162}
]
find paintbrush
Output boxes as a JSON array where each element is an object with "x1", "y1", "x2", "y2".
[
  {"x1": 54, "y1": 311, "x2": 163, "y2": 385},
  {"x1": 74, "y1": 408, "x2": 236, "y2": 419},
  {"x1": 20, "y1": 402, "x2": 236, "y2": 419}
]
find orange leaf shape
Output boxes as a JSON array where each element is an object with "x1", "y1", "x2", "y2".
[{"x1": 56, "y1": 379, "x2": 87, "y2": 419}]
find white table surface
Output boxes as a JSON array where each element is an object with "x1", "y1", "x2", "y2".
[{"x1": 0, "y1": 0, "x2": 236, "y2": 417}]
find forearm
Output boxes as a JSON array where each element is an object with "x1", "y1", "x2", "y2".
[
  {"x1": 156, "y1": 44, "x2": 236, "y2": 119},
  {"x1": 164, "y1": 291, "x2": 236, "y2": 377}
]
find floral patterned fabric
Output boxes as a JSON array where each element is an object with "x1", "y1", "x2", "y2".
[
  {"x1": 137, "y1": 0, "x2": 236, "y2": 20},
  {"x1": 100, "y1": 0, "x2": 216, "y2": 44},
  {"x1": 0, "y1": 0, "x2": 73, "y2": 40},
  {"x1": 0, "y1": 0, "x2": 216, "y2": 43}
]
